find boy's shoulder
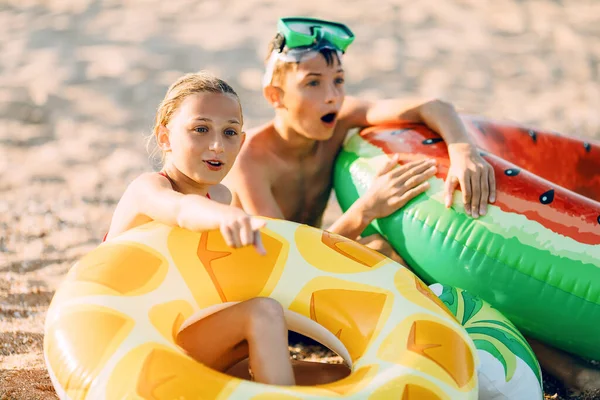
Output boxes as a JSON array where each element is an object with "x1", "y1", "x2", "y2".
[
  {"x1": 337, "y1": 95, "x2": 370, "y2": 127},
  {"x1": 229, "y1": 123, "x2": 274, "y2": 179},
  {"x1": 223, "y1": 124, "x2": 274, "y2": 192},
  {"x1": 238, "y1": 122, "x2": 276, "y2": 163},
  {"x1": 329, "y1": 96, "x2": 371, "y2": 145}
]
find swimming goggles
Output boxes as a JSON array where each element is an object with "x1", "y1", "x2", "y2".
[{"x1": 263, "y1": 17, "x2": 355, "y2": 87}]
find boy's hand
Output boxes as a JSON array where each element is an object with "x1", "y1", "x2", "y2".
[
  {"x1": 219, "y1": 208, "x2": 267, "y2": 255},
  {"x1": 444, "y1": 143, "x2": 496, "y2": 218},
  {"x1": 361, "y1": 156, "x2": 437, "y2": 221}
]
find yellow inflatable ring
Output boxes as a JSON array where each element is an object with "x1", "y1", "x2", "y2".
[{"x1": 44, "y1": 219, "x2": 479, "y2": 399}]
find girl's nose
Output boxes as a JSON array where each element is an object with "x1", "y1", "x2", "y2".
[{"x1": 209, "y1": 134, "x2": 224, "y2": 153}]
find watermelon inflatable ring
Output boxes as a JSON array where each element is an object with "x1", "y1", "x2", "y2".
[{"x1": 333, "y1": 116, "x2": 600, "y2": 360}]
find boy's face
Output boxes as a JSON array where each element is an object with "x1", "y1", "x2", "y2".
[{"x1": 277, "y1": 53, "x2": 346, "y2": 141}]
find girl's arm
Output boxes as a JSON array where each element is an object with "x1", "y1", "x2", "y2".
[
  {"x1": 129, "y1": 173, "x2": 231, "y2": 231},
  {"x1": 120, "y1": 173, "x2": 266, "y2": 253}
]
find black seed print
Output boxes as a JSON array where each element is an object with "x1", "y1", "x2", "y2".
[
  {"x1": 539, "y1": 189, "x2": 555, "y2": 205},
  {"x1": 391, "y1": 129, "x2": 410, "y2": 135},
  {"x1": 504, "y1": 168, "x2": 520, "y2": 176},
  {"x1": 597, "y1": 215, "x2": 600, "y2": 224},
  {"x1": 479, "y1": 151, "x2": 487, "y2": 157},
  {"x1": 422, "y1": 138, "x2": 444, "y2": 145},
  {"x1": 584, "y1": 142, "x2": 591, "y2": 152},
  {"x1": 528, "y1": 130, "x2": 537, "y2": 143}
]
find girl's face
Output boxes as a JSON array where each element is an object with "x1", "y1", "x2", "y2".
[
  {"x1": 162, "y1": 92, "x2": 244, "y2": 185},
  {"x1": 278, "y1": 54, "x2": 346, "y2": 140}
]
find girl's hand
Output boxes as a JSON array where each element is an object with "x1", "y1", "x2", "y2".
[
  {"x1": 445, "y1": 143, "x2": 496, "y2": 218},
  {"x1": 219, "y1": 208, "x2": 267, "y2": 255},
  {"x1": 361, "y1": 156, "x2": 437, "y2": 221}
]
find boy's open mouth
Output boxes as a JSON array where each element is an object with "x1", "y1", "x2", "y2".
[{"x1": 321, "y1": 112, "x2": 337, "y2": 124}]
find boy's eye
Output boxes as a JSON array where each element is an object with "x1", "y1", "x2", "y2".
[
  {"x1": 307, "y1": 80, "x2": 320, "y2": 87},
  {"x1": 224, "y1": 129, "x2": 238, "y2": 137},
  {"x1": 194, "y1": 126, "x2": 209, "y2": 133},
  {"x1": 335, "y1": 77, "x2": 345, "y2": 85}
]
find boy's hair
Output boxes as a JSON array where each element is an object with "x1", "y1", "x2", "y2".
[
  {"x1": 149, "y1": 71, "x2": 241, "y2": 163},
  {"x1": 265, "y1": 33, "x2": 341, "y2": 87}
]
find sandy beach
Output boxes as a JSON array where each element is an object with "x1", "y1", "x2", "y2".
[{"x1": 1, "y1": 0, "x2": 599, "y2": 398}]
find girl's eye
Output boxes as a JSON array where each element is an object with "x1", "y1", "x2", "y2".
[
  {"x1": 224, "y1": 129, "x2": 238, "y2": 137},
  {"x1": 335, "y1": 77, "x2": 345, "y2": 85},
  {"x1": 307, "y1": 80, "x2": 320, "y2": 87},
  {"x1": 194, "y1": 126, "x2": 209, "y2": 133}
]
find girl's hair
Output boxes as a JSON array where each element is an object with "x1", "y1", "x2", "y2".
[
  {"x1": 148, "y1": 71, "x2": 241, "y2": 163},
  {"x1": 265, "y1": 33, "x2": 340, "y2": 87}
]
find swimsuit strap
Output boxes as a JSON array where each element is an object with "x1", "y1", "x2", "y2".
[
  {"x1": 157, "y1": 171, "x2": 210, "y2": 199},
  {"x1": 157, "y1": 171, "x2": 175, "y2": 190}
]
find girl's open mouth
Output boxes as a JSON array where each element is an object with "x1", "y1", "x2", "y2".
[{"x1": 204, "y1": 160, "x2": 224, "y2": 171}]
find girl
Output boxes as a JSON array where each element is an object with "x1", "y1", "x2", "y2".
[{"x1": 104, "y1": 71, "x2": 295, "y2": 386}]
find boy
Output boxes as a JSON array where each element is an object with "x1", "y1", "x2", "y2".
[
  {"x1": 225, "y1": 18, "x2": 495, "y2": 263},
  {"x1": 224, "y1": 17, "x2": 600, "y2": 394}
]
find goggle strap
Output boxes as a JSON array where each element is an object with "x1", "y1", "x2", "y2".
[
  {"x1": 273, "y1": 33, "x2": 286, "y2": 53},
  {"x1": 262, "y1": 50, "x2": 279, "y2": 87},
  {"x1": 262, "y1": 46, "x2": 345, "y2": 88}
]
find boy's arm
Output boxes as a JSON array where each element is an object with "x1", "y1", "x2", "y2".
[
  {"x1": 224, "y1": 161, "x2": 285, "y2": 220},
  {"x1": 339, "y1": 96, "x2": 496, "y2": 218},
  {"x1": 327, "y1": 196, "x2": 375, "y2": 240},
  {"x1": 328, "y1": 158, "x2": 437, "y2": 239}
]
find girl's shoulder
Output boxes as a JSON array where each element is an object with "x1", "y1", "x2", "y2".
[
  {"x1": 131, "y1": 171, "x2": 173, "y2": 188},
  {"x1": 120, "y1": 172, "x2": 173, "y2": 202}
]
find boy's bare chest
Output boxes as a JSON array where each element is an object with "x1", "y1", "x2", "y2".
[{"x1": 270, "y1": 152, "x2": 337, "y2": 227}]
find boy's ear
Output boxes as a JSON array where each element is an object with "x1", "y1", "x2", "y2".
[
  {"x1": 263, "y1": 85, "x2": 284, "y2": 109},
  {"x1": 156, "y1": 125, "x2": 171, "y2": 151},
  {"x1": 239, "y1": 131, "x2": 246, "y2": 147}
]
